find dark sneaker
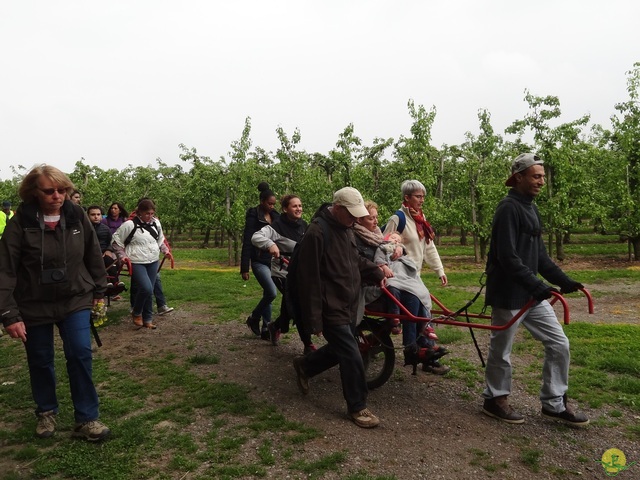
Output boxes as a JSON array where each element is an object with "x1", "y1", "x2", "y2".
[
  {"x1": 349, "y1": 408, "x2": 380, "y2": 428},
  {"x1": 246, "y1": 316, "x2": 260, "y2": 336},
  {"x1": 542, "y1": 406, "x2": 589, "y2": 427},
  {"x1": 422, "y1": 360, "x2": 451, "y2": 375},
  {"x1": 36, "y1": 411, "x2": 57, "y2": 438},
  {"x1": 292, "y1": 356, "x2": 309, "y2": 395},
  {"x1": 482, "y1": 396, "x2": 524, "y2": 424},
  {"x1": 106, "y1": 282, "x2": 127, "y2": 297},
  {"x1": 303, "y1": 343, "x2": 317, "y2": 355},
  {"x1": 72, "y1": 420, "x2": 111, "y2": 442},
  {"x1": 268, "y1": 322, "x2": 281, "y2": 346}
]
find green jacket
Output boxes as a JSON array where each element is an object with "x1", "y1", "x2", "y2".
[
  {"x1": 0, "y1": 209, "x2": 12, "y2": 238},
  {"x1": 0, "y1": 200, "x2": 107, "y2": 328}
]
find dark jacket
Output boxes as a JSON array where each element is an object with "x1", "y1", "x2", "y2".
[
  {"x1": 92, "y1": 221, "x2": 113, "y2": 253},
  {"x1": 485, "y1": 189, "x2": 573, "y2": 310},
  {"x1": 296, "y1": 207, "x2": 384, "y2": 334},
  {"x1": 0, "y1": 200, "x2": 107, "y2": 328},
  {"x1": 271, "y1": 215, "x2": 307, "y2": 244},
  {"x1": 240, "y1": 206, "x2": 280, "y2": 273},
  {"x1": 354, "y1": 235, "x2": 377, "y2": 262}
]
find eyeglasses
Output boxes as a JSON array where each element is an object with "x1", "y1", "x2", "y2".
[
  {"x1": 412, "y1": 194, "x2": 425, "y2": 199},
  {"x1": 38, "y1": 187, "x2": 67, "y2": 196}
]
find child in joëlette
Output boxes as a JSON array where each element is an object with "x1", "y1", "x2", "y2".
[{"x1": 373, "y1": 233, "x2": 448, "y2": 371}]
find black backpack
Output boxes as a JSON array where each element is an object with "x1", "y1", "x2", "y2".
[{"x1": 123, "y1": 216, "x2": 160, "y2": 246}]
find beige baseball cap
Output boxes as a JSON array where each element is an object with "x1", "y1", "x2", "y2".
[{"x1": 333, "y1": 187, "x2": 369, "y2": 217}]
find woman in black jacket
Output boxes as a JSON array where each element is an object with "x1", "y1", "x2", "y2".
[
  {"x1": 240, "y1": 182, "x2": 279, "y2": 339},
  {"x1": 0, "y1": 165, "x2": 110, "y2": 441}
]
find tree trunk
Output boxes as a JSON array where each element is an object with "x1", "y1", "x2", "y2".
[
  {"x1": 480, "y1": 237, "x2": 488, "y2": 262},
  {"x1": 472, "y1": 232, "x2": 479, "y2": 263},
  {"x1": 460, "y1": 228, "x2": 468, "y2": 246},
  {"x1": 632, "y1": 236, "x2": 640, "y2": 261},
  {"x1": 555, "y1": 231, "x2": 565, "y2": 261},
  {"x1": 202, "y1": 227, "x2": 211, "y2": 248}
]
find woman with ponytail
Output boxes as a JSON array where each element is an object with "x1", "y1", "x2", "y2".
[{"x1": 240, "y1": 182, "x2": 279, "y2": 339}]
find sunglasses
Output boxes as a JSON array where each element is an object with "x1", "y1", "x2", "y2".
[{"x1": 38, "y1": 187, "x2": 67, "y2": 196}]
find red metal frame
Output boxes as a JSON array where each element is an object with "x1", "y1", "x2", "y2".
[{"x1": 364, "y1": 286, "x2": 593, "y2": 331}]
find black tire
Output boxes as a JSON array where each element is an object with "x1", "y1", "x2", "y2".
[{"x1": 356, "y1": 318, "x2": 395, "y2": 390}]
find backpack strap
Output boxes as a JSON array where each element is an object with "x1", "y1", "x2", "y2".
[
  {"x1": 382, "y1": 209, "x2": 406, "y2": 234},
  {"x1": 123, "y1": 217, "x2": 159, "y2": 246},
  {"x1": 395, "y1": 210, "x2": 406, "y2": 234},
  {"x1": 314, "y1": 216, "x2": 331, "y2": 251}
]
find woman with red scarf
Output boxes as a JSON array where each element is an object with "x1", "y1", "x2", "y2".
[{"x1": 384, "y1": 179, "x2": 450, "y2": 374}]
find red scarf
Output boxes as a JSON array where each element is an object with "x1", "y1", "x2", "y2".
[{"x1": 403, "y1": 201, "x2": 435, "y2": 244}]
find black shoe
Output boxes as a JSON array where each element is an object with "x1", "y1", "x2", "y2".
[
  {"x1": 292, "y1": 357, "x2": 309, "y2": 395},
  {"x1": 403, "y1": 344, "x2": 421, "y2": 375},
  {"x1": 482, "y1": 396, "x2": 524, "y2": 424},
  {"x1": 303, "y1": 344, "x2": 317, "y2": 355},
  {"x1": 422, "y1": 360, "x2": 451, "y2": 375},
  {"x1": 260, "y1": 329, "x2": 270, "y2": 341},
  {"x1": 541, "y1": 407, "x2": 589, "y2": 427},
  {"x1": 246, "y1": 316, "x2": 260, "y2": 336},
  {"x1": 268, "y1": 322, "x2": 280, "y2": 346}
]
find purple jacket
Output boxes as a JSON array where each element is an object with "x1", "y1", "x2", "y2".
[{"x1": 101, "y1": 216, "x2": 125, "y2": 235}]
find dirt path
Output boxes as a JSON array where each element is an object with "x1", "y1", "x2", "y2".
[{"x1": 96, "y1": 284, "x2": 639, "y2": 480}]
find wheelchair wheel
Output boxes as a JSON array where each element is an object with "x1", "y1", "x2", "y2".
[{"x1": 356, "y1": 318, "x2": 395, "y2": 390}]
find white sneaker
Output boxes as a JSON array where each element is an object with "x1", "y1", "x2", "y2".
[{"x1": 157, "y1": 305, "x2": 174, "y2": 315}]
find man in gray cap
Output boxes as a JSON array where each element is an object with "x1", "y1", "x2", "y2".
[
  {"x1": 291, "y1": 187, "x2": 385, "y2": 428},
  {"x1": 482, "y1": 153, "x2": 588, "y2": 427}
]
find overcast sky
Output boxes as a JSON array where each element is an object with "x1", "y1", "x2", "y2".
[{"x1": 1, "y1": 1, "x2": 638, "y2": 180}]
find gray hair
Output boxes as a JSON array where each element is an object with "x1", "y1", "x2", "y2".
[{"x1": 401, "y1": 180, "x2": 426, "y2": 198}]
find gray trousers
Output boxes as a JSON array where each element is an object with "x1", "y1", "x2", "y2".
[{"x1": 483, "y1": 300, "x2": 570, "y2": 413}]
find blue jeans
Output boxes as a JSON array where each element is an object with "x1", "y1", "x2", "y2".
[
  {"x1": 130, "y1": 272, "x2": 167, "y2": 310},
  {"x1": 131, "y1": 261, "x2": 159, "y2": 324},
  {"x1": 300, "y1": 323, "x2": 368, "y2": 413},
  {"x1": 154, "y1": 274, "x2": 167, "y2": 308},
  {"x1": 24, "y1": 309, "x2": 100, "y2": 423},
  {"x1": 483, "y1": 301, "x2": 570, "y2": 413},
  {"x1": 251, "y1": 261, "x2": 277, "y2": 329},
  {"x1": 386, "y1": 287, "x2": 429, "y2": 347}
]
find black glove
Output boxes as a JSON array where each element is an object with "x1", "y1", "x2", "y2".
[
  {"x1": 533, "y1": 286, "x2": 560, "y2": 301},
  {"x1": 560, "y1": 281, "x2": 584, "y2": 295}
]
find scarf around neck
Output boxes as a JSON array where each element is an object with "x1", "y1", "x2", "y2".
[
  {"x1": 403, "y1": 201, "x2": 435, "y2": 243},
  {"x1": 353, "y1": 223, "x2": 384, "y2": 246}
]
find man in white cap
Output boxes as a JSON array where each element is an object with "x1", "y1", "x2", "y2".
[
  {"x1": 291, "y1": 187, "x2": 386, "y2": 428},
  {"x1": 482, "y1": 153, "x2": 588, "y2": 427}
]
